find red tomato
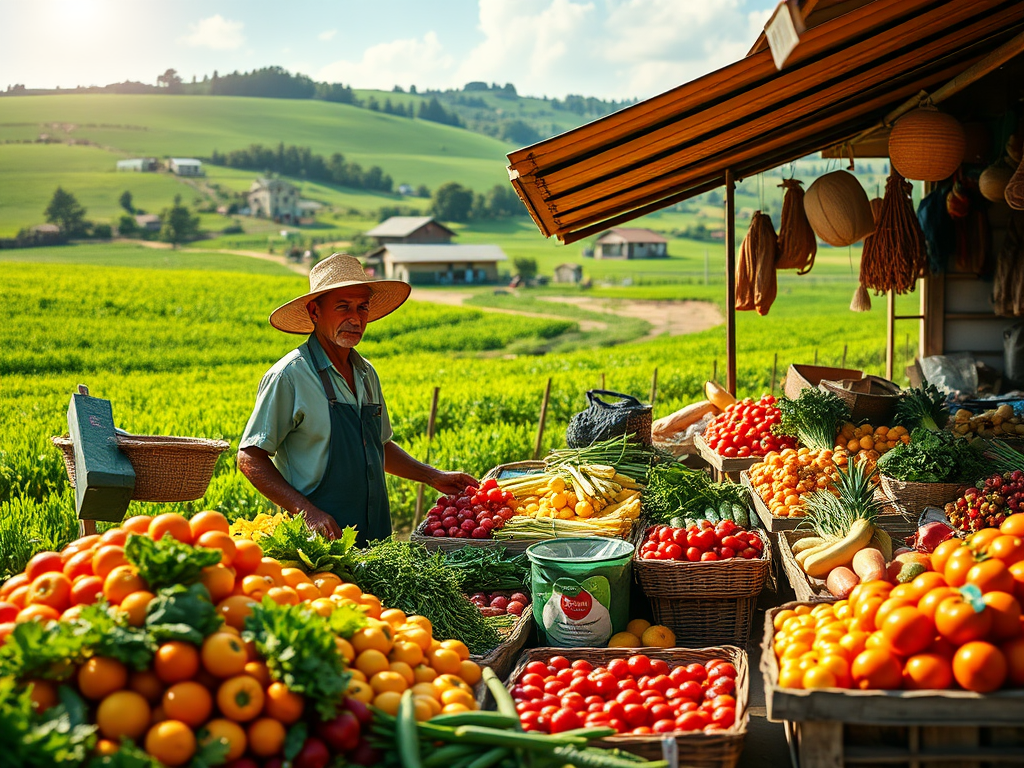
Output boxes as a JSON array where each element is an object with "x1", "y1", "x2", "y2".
[
  {"x1": 549, "y1": 656, "x2": 570, "y2": 670},
  {"x1": 675, "y1": 711, "x2": 708, "y2": 731},
  {"x1": 650, "y1": 659, "x2": 669, "y2": 676},
  {"x1": 521, "y1": 673, "x2": 545, "y2": 689},
  {"x1": 606, "y1": 659, "x2": 629, "y2": 679},
  {"x1": 712, "y1": 707, "x2": 736, "y2": 727},
  {"x1": 627, "y1": 656, "x2": 651, "y2": 677},
  {"x1": 686, "y1": 664, "x2": 708, "y2": 683},
  {"x1": 615, "y1": 678, "x2": 638, "y2": 693},
  {"x1": 652, "y1": 719, "x2": 676, "y2": 734},
  {"x1": 571, "y1": 660, "x2": 593, "y2": 673},
  {"x1": 677, "y1": 681, "x2": 703, "y2": 701},
  {"x1": 622, "y1": 703, "x2": 647, "y2": 727},
  {"x1": 616, "y1": 689, "x2": 642, "y2": 707},
  {"x1": 603, "y1": 700, "x2": 625, "y2": 720},
  {"x1": 708, "y1": 662, "x2": 737, "y2": 680},
  {"x1": 525, "y1": 661, "x2": 549, "y2": 677}
]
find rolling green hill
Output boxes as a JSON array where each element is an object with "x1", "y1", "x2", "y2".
[{"x1": 0, "y1": 94, "x2": 513, "y2": 191}]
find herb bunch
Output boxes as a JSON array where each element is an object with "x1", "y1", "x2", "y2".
[
  {"x1": 776, "y1": 389, "x2": 850, "y2": 451},
  {"x1": 895, "y1": 384, "x2": 949, "y2": 432},
  {"x1": 256, "y1": 516, "x2": 358, "y2": 581},
  {"x1": 644, "y1": 462, "x2": 748, "y2": 522},
  {"x1": 876, "y1": 428, "x2": 987, "y2": 483}
]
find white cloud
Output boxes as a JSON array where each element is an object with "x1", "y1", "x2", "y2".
[
  {"x1": 317, "y1": 32, "x2": 455, "y2": 89},
  {"x1": 180, "y1": 15, "x2": 244, "y2": 51},
  {"x1": 318, "y1": 29, "x2": 337, "y2": 41}
]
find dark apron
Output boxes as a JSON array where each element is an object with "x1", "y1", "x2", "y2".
[{"x1": 298, "y1": 339, "x2": 391, "y2": 547}]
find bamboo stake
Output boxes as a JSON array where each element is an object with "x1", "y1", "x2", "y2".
[
  {"x1": 713, "y1": 359, "x2": 718, "y2": 383},
  {"x1": 412, "y1": 386, "x2": 441, "y2": 528},
  {"x1": 886, "y1": 289, "x2": 896, "y2": 381},
  {"x1": 533, "y1": 378, "x2": 552, "y2": 460},
  {"x1": 814, "y1": 348, "x2": 818, "y2": 365},
  {"x1": 842, "y1": 344, "x2": 848, "y2": 369},
  {"x1": 600, "y1": 373, "x2": 606, "y2": 390},
  {"x1": 650, "y1": 368, "x2": 658, "y2": 406},
  {"x1": 770, "y1": 353, "x2": 778, "y2": 396},
  {"x1": 725, "y1": 170, "x2": 738, "y2": 395}
]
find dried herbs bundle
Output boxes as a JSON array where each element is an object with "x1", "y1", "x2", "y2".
[
  {"x1": 861, "y1": 170, "x2": 927, "y2": 294},
  {"x1": 776, "y1": 179, "x2": 817, "y2": 273},
  {"x1": 736, "y1": 211, "x2": 778, "y2": 315}
]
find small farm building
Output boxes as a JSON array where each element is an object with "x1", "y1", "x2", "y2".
[
  {"x1": 247, "y1": 178, "x2": 301, "y2": 223},
  {"x1": 593, "y1": 228, "x2": 668, "y2": 259},
  {"x1": 116, "y1": 158, "x2": 156, "y2": 172},
  {"x1": 554, "y1": 263, "x2": 583, "y2": 284},
  {"x1": 169, "y1": 158, "x2": 203, "y2": 176},
  {"x1": 134, "y1": 214, "x2": 162, "y2": 232},
  {"x1": 365, "y1": 244, "x2": 506, "y2": 285},
  {"x1": 365, "y1": 216, "x2": 455, "y2": 246}
]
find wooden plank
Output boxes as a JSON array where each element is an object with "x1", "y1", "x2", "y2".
[
  {"x1": 67, "y1": 392, "x2": 135, "y2": 522},
  {"x1": 923, "y1": 274, "x2": 946, "y2": 357},
  {"x1": 920, "y1": 726, "x2": 980, "y2": 768},
  {"x1": 797, "y1": 721, "x2": 844, "y2": 768}
]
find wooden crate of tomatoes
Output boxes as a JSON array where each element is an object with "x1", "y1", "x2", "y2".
[{"x1": 697, "y1": 395, "x2": 798, "y2": 479}]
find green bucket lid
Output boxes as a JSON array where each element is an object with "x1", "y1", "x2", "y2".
[{"x1": 526, "y1": 537, "x2": 634, "y2": 565}]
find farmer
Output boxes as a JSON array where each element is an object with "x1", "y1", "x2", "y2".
[{"x1": 238, "y1": 253, "x2": 476, "y2": 545}]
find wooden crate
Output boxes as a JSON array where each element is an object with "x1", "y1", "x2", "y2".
[
  {"x1": 762, "y1": 601, "x2": 1024, "y2": 767},
  {"x1": 778, "y1": 531, "x2": 833, "y2": 603},
  {"x1": 694, "y1": 434, "x2": 762, "y2": 481},
  {"x1": 740, "y1": 471, "x2": 806, "y2": 532}
]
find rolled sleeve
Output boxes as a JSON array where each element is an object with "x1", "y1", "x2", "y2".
[{"x1": 239, "y1": 369, "x2": 300, "y2": 456}]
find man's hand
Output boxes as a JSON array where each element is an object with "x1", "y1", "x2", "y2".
[
  {"x1": 304, "y1": 507, "x2": 344, "y2": 540},
  {"x1": 429, "y1": 470, "x2": 479, "y2": 496}
]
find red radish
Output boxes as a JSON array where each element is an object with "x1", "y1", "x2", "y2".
[{"x1": 507, "y1": 600, "x2": 526, "y2": 616}]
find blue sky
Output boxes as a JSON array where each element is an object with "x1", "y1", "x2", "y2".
[{"x1": 0, "y1": 0, "x2": 777, "y2": 100}]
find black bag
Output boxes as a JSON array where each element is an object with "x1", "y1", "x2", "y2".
[{"x1": 565, "y1": 390, "x2": 653, "y2": 448}]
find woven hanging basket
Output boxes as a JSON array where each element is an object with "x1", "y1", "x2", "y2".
[
  {"x1": 803, "y1": 170, "x2": 874, "y2": 247},
  {"x1": 1006, "y1": 155, "x2": 1024, "y2": 211},
  {"x1": 889, "y1": 107, "x2": 966, "y2": 182},
  {"x1": 980, "y1": 162, "x2": 1013, "y2": 203}
]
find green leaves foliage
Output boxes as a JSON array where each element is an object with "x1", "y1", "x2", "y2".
[
  {"x1": 877, "y1": 428, "x2": 988, "y2": 483},
  {"x1": 0, "y1": 678, "x2": 97, "y2": 767},
  {"x1": 0, "y1": 621, "x2": 83, "y2": 681},
  {"x1": 145, "y1": 584, "x2": 224, "y2": 645},
  {"x1": 256, "y1": 515, "x2": 357, "y2": 579},
  {"x1": 124, "y1": 533, "x2": 221, "y2": 591},
  {"x1": 68, "y1": 603, "x2": 156, "y2": 671},
  {"x1": 776, "y1": 388, "x2": 850, "y2": 452}
]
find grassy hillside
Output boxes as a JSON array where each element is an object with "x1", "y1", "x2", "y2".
[{"x1": 0, "y1": 94, "x2": 513, "y2": 191}]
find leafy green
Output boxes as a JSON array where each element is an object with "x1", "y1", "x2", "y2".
[
  {"x1": 895, "y1": 384, "x2": 949, "y2": 432},
  {"x1": 243, "y1": 598, "x2": 351, "y2": 720},
  {"x1": 643, "y1": 461, "x2": 749, "y2": 522},
  {"x1": 351, "y1": 541, "x2": 501, "y2": 655},
  {"x1": 0, "y1": 678, "x2": 98, "y2": 767},
  {"x1": 257, "y1": 516, "x2": 358, "y2": 580},
  {"x1": 876, "y1": 428, "x2": 988, "y2": 483},
  {"x1": 69, "y1": 603, "x2": 156, "y2": 671},
  {"x1": 189, "y1": 728, "x2": 232, "y2": 768},
  {"x1": 0, "y1": 621, "x2": 83, "y2": 681},
  {"x1": 145, "y1": 584, "x2": 223, "y2": 645},
  {"x1": 438, "y1": 547, "x2": 529, "y2": 591},
  {"x1": 124, "y1": 533, "x2": 222, "y2": 591},
  {"x1": 776, "y1": 389, "x2": 850, "y2": 451},
  {"x1": 85, "y1": 740, "x2": 163, "y2": 768},
  {"x1": 328, "y1": 603, "x2": 369, "y2": 639}
]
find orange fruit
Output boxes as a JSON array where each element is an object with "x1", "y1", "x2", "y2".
[
  {"x1": 95, "y1": 739, "x2": 119, "y2": 757},
  {"x1": 97, "y1": 690, "x2": 150, "y2": 740},
  {"x1": 346, "y1": 679, "x2": 373, "y2": 703},
  {"x1": 91, "y1": 546, "x2": 127, "y2": 580},
  {"x1": 200, "y1": 718, "x2": 247, "y2": 761},
  {"x1": 439, "y1": 639, "x2": 470, "y2": 661},
  {"x1": 281, "y1": 568, "x2": 310, "y2": 587},
  {"x1": 216, "y1": 675, "x2": 265, "y2": 722},
  {"x1": 149, "y1": 514, "x2": 193, "y2": 545},
  {"x1": 459, "y1": 660, "x2": 482, "y2": 685},
  {"x1": 358, "y1": 594, "x2": 382, "y2": 619},
  {"x1": 27, "y1": 572, "x2": 72, "y2": 612},
  {"x1": 24, "y1": 552, "x2": 63, "y2": 582},
  {"x1": 389, "y1": 661, "x2": 415, "y2": 685},
  {"x1": 120, "y1": 590, "x2": 155, "y2": 626},
  {"x1": 17, "y1": 603, "x2": 59, "y2": 623},
  {"x1": 413, "y1": 664, "x2": 438, "y2": 684},
  {"x1": 355, "y1": 649, "x2": 390, "y2": 679},
  {"x1": 123, "y1": 515, "x2": 153, "y2": 535},
  {"x1": 333, "y1": 583, "x2": 363, "y2": 600},
  {"x1": 312, "y1": 572, "x2": 342, "y2": 596},
  {"x1": 189, "y1": 511, "x2": 230, "y2": 538},
  {"x1": 390, "y1": 640, "x2": 424, "y2": 667},
  {"x1": 78, "y1": 657, "x2": 128, "y2": 700},
  {"x1": 232, "y1": 540, "x2": 263, "y2": 574},
  {"x1": 202, "y1": 632, "x2": 249, "y2": 678},
  {"x1": 129, "y1": 669, "x2": 164, "y2": 703},
  {"x1": 336, "y1": 637, "x2": 356, "y2": 663},
  {"x1": 200, "y1": 564, "x2": 235, "y2": 603},
  {"x1": 162, "y1": 681, "x2": 213, "y2": 727},
  {"x1": 380, "y1": 608, "x2": 407, "y2": 628},
  {"x1": 254, "y1": 558, "x2": 283, "y2": 585},
  {"x1": 154, "y1": 642, "x2": 200, "y2": 684},
  {"x1": 103, "y1": 565, "x2": 145, "y2": 605},
  {"x1": 352, "y1": 625, "x2": 393, "y2": 655},
  {"x1": 145, "y1": 720, "x2": 196, "y2": 766},
  {"x1": 63, "y1": 549, "x2": 96, "y2": 581},
  {"x1": 294, "y1": 582, "x2": 320, "y2": 602},
  {"x1": 428, "y1": 648, "x2": 462, "y2": 675},
  {"x1": 267, "y1": 586, "x2": 300, "y2": 606},
  {"x1": 195, "y1": 531, "x2": 236, "y2": 566},
  {"x1": 244, "y1": 660, "x2": 271, "y2": 687},
  {"x1": 26, "y1": 679, "x2": 57, "y2": 713},
  {"x1": 99, "y1": 528, "x2": 128, "y2": 547},
  {"x1": 440, "y1": 687, "x2": 474, "y2": 708},
  {"x1": 371, "y1": 670, "x2": 408, "y2": 694},
  {"x1": 247, "y1": 717, "x2": 286, "y2": 758},
  {"x1": 309, "y1": 597, "x2": 335, "y2": 617},
  {"x1": 216, "y1": 595, "x2": 256, "y2": 630},
  {"x1": 373, "y1": 691, "x2": 403, "y2": 716},
  {"x1": 69, "y1": 575, "x2": 104, "y2": 607},
  {"x1": 264, "y1": 682, "x2": 305, "y2": 724}
]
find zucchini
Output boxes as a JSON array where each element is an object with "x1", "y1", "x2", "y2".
[
  {"x1": 467, "y1": 748, "x2": 510, "y2": 768},
  {"x1": 430, "y1": 712, "x2": 520, "y2": 729},
  {"x1": 452, "y1": 725, "x2": 588, "y2": 750},
  {"x1": 731, "y1": 503, "x2": 749, "y2": 528},
  {"x1": 424, "y1": 745, "x2": 481, "y2": 768},
  {"x1": 803, "y1": 520, "x2": 877, "y2": 578}
]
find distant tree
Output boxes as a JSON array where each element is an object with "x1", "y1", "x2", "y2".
[
  {"x1": 119, "y1": 190, "x2": 134, "y2": 213},
  {"x1": 415, "y1": 184, "x2": 431, "y2": 199},
  {"x1": 484, "y1": 184, "x2": 526, "y2": 218},
  {"x1": 157, "y1": 68, "x2": 182, "y2": 92},
  {"x1": 367, "y1": 97, "x2": 380, "y2": 111},
  {"x1": 706, "y1": 189, "x2": 722, "y2": 205},
  {"x1": 501, "y1": 119, "x2": 541, "y2": 145},
  {"x1": 160, "y1": 195, "x2": 200, "y2": 247},
  {"x1": 431, "y1": 182, "x2": 474, "y2": 222},
  {"x1": 392, "y1": 85, "x2": 405, "y2": 93},
  {"x1": 315, "y1": 81, "x2": 356, "y2": 104},
  {"x1": 212, "y1": 66, "x2": 316, "y2": 99},
  {"x1": 91, "y1": 223, "x2": 112, "y2": 239},
  {"x1": 118, "y1": 214, "x2": 137, "y2": 236},
  {"x1": 409, "y1": 85, "x2": 417, "y2": 94},
  {"x1": 45, "y1": 187, "x2": 88, "y2": 237},
  {"x1": 513, "y1": 257, "x2": 537, "y2": 280},
  {"x1": 418, "y1": 97, "x2": 461, "y2": 127},
  {"x1": 464, "y1": 81, "x2": 489, "y2": 92}
]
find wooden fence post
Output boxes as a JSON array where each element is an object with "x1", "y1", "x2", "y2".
[
  {"x1": 842, "y1": 344, "x2": 848, "y2": 369},
  {"x1": 770, "y1": 353, "x2": 778, "y2": 396},
  {"x1": 412, "y1": 386, "x2": 441, "y2": 529},
  {"x1": 600, "y1": 373, "x2": 606, "y2": 390},
  {"x1": 650, "y1": 368, "x2": 658, "y2": 406},
  {"x1": 814, "y1": 348, "x2": 819, "y2": 365},
  {"x1": 533, "y1": 378, "x2": 552, "y2": 460},
  {"x1": 712, "y1": 359, "x2": 718, "y2": 383}
]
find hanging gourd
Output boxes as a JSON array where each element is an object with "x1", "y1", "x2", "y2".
[
  {"x1": 980, "y1": 162, "x2": 1013, "y2": 203},
  {"x1": 803, "y1": 170, "x2": 874, "y2": 247},
  {"x1": 888, "y1": 106, "x2": 966, "y2": 182},
  {"x1": 776, "y1": 179, "x2": 817, "y2": 273},
  {"x1": 860, "y1": 170, "x2": 928, "y2": 294}
]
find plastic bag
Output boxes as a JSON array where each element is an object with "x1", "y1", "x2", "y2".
[{"x1": 921, "y1": 353, "x2": 979, "y2": 396}]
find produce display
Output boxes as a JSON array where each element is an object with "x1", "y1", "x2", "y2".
[
  {"x1": 835, "y1": 423, "x2": 911, "y2": 469},
  {"x1": 608, "y1": 619, "x2": 676, "y2": 649},
  {"x1": 951, "y1": 404, "x2": 1024, "y2": 439},
  {"x1": 469, "y1": 589, "x2": 529, "y2": 617},
  {"x1": 946, "y1": 471, "x2": 1024, "y2": 533},
  {"x1": 895, "y1": 384, "x2": 949, "y2": 432},
  {"x1": 0, "y1": 512, "x2": 485, "y2": 767},
  {"x1": 511, "y1": 653, "x2": 739, "y2": 735},
  {"x1": 776, "y1": 388, "x2": 850, "y2": 452},
  {"x1": 638, "y1": 520, "x2": 764, "y2": 562},
  {"x1": 748, "y1": 448, "x2": 848, "y2": 518},
  {"x1": 876, "y1": 428, "x2": 987, "y2": 484},
  {"x1": 421, "y1": 478, "x2": 515, "y2": 539},
  {"x1": 702, "y1": 394, "x2": 796, "y2": 458},
  {"x1": 774, "y1": 513, "x2": 1024, "y2": 693},
  {"x1": 644, "y1": 461, "x2": 751, "y2": 527}
]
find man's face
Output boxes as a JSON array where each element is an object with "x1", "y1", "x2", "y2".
[{"x1": 308, "y1": 286, "x2": 372, "y2": 349}]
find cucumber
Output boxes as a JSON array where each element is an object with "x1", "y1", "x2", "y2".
[
  {"x1": 732, "y1": 503, "x2": 750, "y2": 528},
  {"x1": 669, "y1": 516, "x2": 687, "y2": 529},
  {"x1": 718, "y1": 500, "x2": 733, "y2": 523},
  {"x1": 704, "y1": 505, "x2": 719, "y2": 523}
]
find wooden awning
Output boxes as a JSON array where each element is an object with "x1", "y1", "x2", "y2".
[{"x1": 506, "y1": 0, "x2": 1024, "y2": 244}]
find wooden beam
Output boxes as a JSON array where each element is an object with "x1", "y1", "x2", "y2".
[
  {"x1": 725, "y1": 170, "x2": 738, "y2": 396},
  {"x1": 886, "y1": 289, "x2": 896, "y2": 381}
]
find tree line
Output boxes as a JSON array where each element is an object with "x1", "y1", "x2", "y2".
[{"x1": 209, "y1": 143, "x2": 394, "y2": 193}]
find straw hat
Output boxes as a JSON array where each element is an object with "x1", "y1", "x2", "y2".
[{"x1": 269, "y1": 253, "x2": 411, "y2": 334}]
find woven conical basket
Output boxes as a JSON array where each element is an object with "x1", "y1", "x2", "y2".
[{"x1": 889, "y1": 107, "x2": 966, "y2": 182}]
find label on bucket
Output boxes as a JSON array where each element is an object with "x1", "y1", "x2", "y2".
[{"x1": 541, "y1": 575, "x2": 613, "y2": 646}]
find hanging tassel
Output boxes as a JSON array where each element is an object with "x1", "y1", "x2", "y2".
[{"x1": 850, "y1": 283, "x2": 872, "y2": 312}]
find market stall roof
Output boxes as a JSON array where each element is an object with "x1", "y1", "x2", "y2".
[{"x1": 506, "y1": 0, "x2": 1024, "y2": 245}]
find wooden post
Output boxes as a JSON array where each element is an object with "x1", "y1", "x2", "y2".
[
  {"x1": 703, "y1": 249, "x2": 709, "y2": 285},
  {"x1": 813, "y1": 348, "x2": 818, "y2": 365},
  {"x1": 412, "y1": 386, "x2": 441, "y2": 528},
  {"x1": 712, "y1": 359, "x2": 718, "y2": 383},
  {"x1": 533, "y1": 378, "x2": 552, "y2": 460},
  {"x1": 842, "y1": 344, "x2": 848, "y2": 369},
  {"x1": 770, "y1": 353, "x2": 778, "y2": 396},
  {"x1": 600, "y1": 373, "x2": 606, "y2": 390},
  {"x1": 650, "y1": 368, "x2": 658, "y2": 406},
  {"x1": 724, "y1": 170, "x2": 737, "y2": 396},
  {"x1": 886, "y1": 288, "x2": 896, "y2": 380},
  {"x1": 905, "y1": 333, "x2": 910, "y2": 375}
]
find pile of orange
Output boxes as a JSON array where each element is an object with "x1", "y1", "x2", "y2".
[
  {"x1": 0, "y1": 510, "x2": 480, "y2": 765},
  {"x1": 773, "y1": 513, "x2": 1024, "y2": 694},
  {"x1": 835, "y1": 423, "x2": 911, "y2": 470},
  {"x1": 748, "y1": 448, "x2": 849, "y2": 518}
]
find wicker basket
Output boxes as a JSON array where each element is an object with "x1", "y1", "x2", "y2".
[
  {"x1": 783, "y1": 364, "x2": 863, "y2": 400},
  {"x1": 505, "y1": 646, "x2": 748, "y2": 766},
  {"x1": 879, "y1": 474, "x2": 965, "y2": 518},
  {"x1": 819, "y1": 375, "x2": 900, "y2": 425},
  {"x1": 889, "y1": 107, "x2": 966, "y2": 182},
  {"x1": 52, "y1": 434, "x2": 229, "y2": 503},
  {"x1": 633, "y1": 529, "x2": 771, "y2": 646}
]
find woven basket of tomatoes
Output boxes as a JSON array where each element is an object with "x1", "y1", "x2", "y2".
[
  {"x1": 504, "y1": 645, "x2": 749, "y2": 766},
  {"x1": 634, "y1": 521, "x2": 771, "y2": 647}
]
